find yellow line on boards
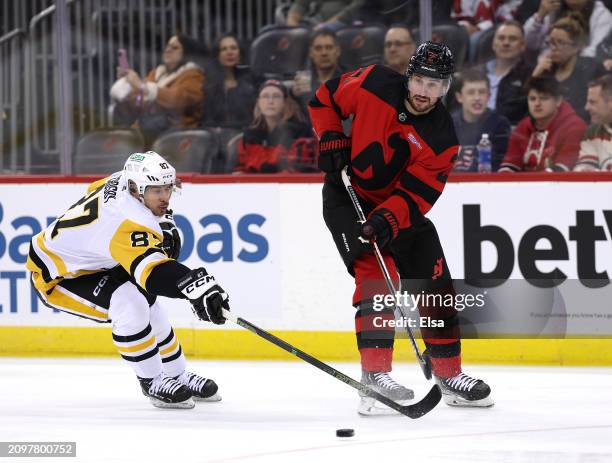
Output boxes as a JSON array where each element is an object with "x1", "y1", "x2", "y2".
[{"x1": 1, "y1": 327, "x2": 612, "y2": 366}]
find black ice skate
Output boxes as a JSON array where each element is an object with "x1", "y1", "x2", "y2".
[
  {"x1": 138, "y1": 373, "x2": 195, "y2": 409},
  {"x1": 436, "y1": 372, "x2": 494, "y2": 407},
  {"x1": 174, "y1": 371, "x2": 221, "y2": 402},
  {"x1": 358, "y1": 371, "x2": 415, "y2": 416}
]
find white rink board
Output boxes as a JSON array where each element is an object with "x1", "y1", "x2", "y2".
[{"x1": 1, "y1": 180, "x2": 612, "y2": 330}]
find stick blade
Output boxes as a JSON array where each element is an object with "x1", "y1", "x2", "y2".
[{"x1": 401, "y1": 384, "x2": 442, "y2": 419}]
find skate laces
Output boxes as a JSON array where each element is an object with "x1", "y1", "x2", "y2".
[
  {"x1": 150, "y1": 374, "x2": 183, "y2": 395},
  {"x1": 372, "y1": 372, "x2": 402, "y2": 390},
  {"x1": 178, "y1": 371, "x2": 208, "y2": 392},
  {"x1": 446, "y1": 373, "x2": 479, "y2": 391}
]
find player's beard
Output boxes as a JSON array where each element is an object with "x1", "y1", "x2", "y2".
[{"x1": 407, "y1": 93, "x2": 436, "y2": 114}]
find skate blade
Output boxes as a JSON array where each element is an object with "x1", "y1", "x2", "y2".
[
  {"x1": 357, "y1": 397, "x2": 412, "y2": 416},
  {"x1": 193, "y1": 392, "x2": 222, "y2": 402},
  {"x1": 149, "y1": 397, "x2": 195, "y2": 409},
  {"x1": 442, "y1": 393, "x2": 494, "y2": 408}
]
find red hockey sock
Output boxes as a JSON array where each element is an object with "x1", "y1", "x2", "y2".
[
  {"x1": 430, "y1": 355, "x2": 461, "y2": 378},
  {"x1": 360, "y1": 347, "x2": 393, "y2": 372}
]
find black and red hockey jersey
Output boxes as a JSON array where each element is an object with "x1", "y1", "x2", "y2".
[{"x1": 308, "y1": 64, "x2": 459, "y2": 232}]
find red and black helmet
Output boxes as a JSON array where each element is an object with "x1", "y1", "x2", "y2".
[{"x1": 406, "y1": 41, "x2": 454, "y2": 80}]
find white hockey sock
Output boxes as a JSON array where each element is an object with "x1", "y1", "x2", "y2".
[
  {"x1": 157, "y1": 328, "x2": 186, "y2": 377},
  {"x1": 112, "y1": 323, "x2": 162, "y2": 378}
]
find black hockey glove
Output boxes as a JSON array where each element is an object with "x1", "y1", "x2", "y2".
[
  {"x1": 360, "y1": 209, "x2": 396, "y2": 248},
  {"x1": 176, "y1": 268, "x2": 230, "y2": 325},
  {"x1": 159, "y1": 209, "x2": 181, "y2": 260},
  {"x1": 318, "y1": 131, "x2": 351, "y2": 174}
]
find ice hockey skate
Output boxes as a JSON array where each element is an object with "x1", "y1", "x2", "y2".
[
  {"x1": 358, "y1": 370, "x2": 415, "y2": 415},
  {"x1": 138, "y1": 373, "x2": 195, "y2": 409},
  {"x1": 175, "y1": 371, "x2": 221, "y2": 402},
  {"x1": 436, "y1": 372, "x2": 494, "y2": 407}
]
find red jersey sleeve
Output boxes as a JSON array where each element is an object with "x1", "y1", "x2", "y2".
[
  {"x1": 500, "y1": 118, "x2": 531, "y2": 172},
  {"x1": 553, "y1": 119, "x2": 587, "y2": 171}
]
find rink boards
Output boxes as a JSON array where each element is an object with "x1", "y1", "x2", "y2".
[{"x1": 1, "y1": 173, "x2": 612, "y2": 364}]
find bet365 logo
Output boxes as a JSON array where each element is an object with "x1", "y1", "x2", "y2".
[{"x1": 464, "y1": 205, "x2": 612, "y2": 288}]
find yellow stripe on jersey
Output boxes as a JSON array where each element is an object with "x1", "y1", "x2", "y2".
[
  {"x1": 44, "y1": 285, "x2": 109, "y2": 320},
  {"x1": 37, "y1": 232, "x2": 68, "y2": 276},
  {"x1": 109, "y1": 219, "x2": 168, "y2": 290},
  {"x1": 28, "y1": 264, "x2": 61, "y2": 294},
  {"x1": 159, "y1": 338, "x2": 179, "y2": 356},
  {"x1": 86, "y1": 176, "x2": 109, "y2": 194},
  {"x1": 115, "y1": 336, "x2": 156, "y2": 353}
]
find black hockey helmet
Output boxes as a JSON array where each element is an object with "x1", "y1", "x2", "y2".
[{"x1": 406, "y1": 41, "x2": 454, "y2": 80}]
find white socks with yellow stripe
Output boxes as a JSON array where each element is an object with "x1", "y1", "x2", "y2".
[{"x1": 113, "y1": 323, "x2": 162, "y2": 378}]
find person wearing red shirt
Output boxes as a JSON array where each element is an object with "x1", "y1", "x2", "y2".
[
  {"x1": 309, "y1": 42, "x2": 493, "y2": 415},
  {"x1": 235, "y1": 80, "x2": 313, "y2": 173},
  {"x1": 499, "y1": 76, "x2": 586, "y2": 171}
]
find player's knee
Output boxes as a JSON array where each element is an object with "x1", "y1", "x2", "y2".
[{"x1": 108, "y1": 282, "x2": 151, "y2": 330}]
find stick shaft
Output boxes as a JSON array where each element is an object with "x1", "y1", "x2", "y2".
[{"x1": 221, "y1": 308, "x2": 419, "y2": 417}]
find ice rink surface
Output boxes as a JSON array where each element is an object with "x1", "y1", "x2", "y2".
[{"x1": 1, "y1": 357, "x2": 611, "y2": 463}]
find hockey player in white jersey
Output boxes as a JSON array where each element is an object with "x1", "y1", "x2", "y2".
[{"x1": 27, "y1": 151, "x2": 229, "y2": 409}]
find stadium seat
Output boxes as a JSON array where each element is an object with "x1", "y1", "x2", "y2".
[
  {"x1": 225, "y1": 133, "x2": 243, "y2": 173},
  {"x1": 203, "y1": 127, "x2": 242, "y2": 173},
  {"x1": 412, "y1": 24, "x2": 470, "y2": 70},
  {"x1": 474, "y1": 27, "x2": 496, "y2": 65},
  {"x1": 337, "y1": 25, "x2": 385, "y2": 70},
  {"x1": 74, "y1": 129, "x2": 144, "y2": 174},
  {"x1": 250, "y1": 26, "x2": 310, "y2": 78},
  {"x1": 151, "y1": 130, "x2": 219, "y2": 173}
]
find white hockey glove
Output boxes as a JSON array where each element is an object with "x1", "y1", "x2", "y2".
[
  {"x1": 159, "y1": 209, "x2": 181, "y2": 259},
  {"x1": 176, "y1": 268, "x2": 229, "y2": 325}
]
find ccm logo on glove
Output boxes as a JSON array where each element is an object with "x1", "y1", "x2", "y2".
[{"x1": 182, "y1": 272, "x2": 215, "y2": 294}]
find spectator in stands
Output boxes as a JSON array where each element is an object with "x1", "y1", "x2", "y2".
[
  {"x1": 451, "y1": 0, "x2": 496, "y2": 62},
  {"x1": 110, "y1": 34, "x2": 205, "y2": 147},
  {"x1": 291, "y1": 29, "x2": 343, "y2": 120},
  {"x1": 531, "y1": 15, "x2": 606, "y2": 121},
  {"x1": 286, "y1": 0, "x2": 365, "y2": 30},
  {"x1": 235, "y1": 80, "x2": 314, "y2": 173},
  {"x1": 494, "y1": 0, "x2": 524, "y2": 22},
  {"x1": 359, "y1": 0, "x2": 453, "y2": 27},
  {"x1": 524, "y1": 0, "x2": 612, "y2": 57},
  {"x1": 202, "y1": 33, "x2": 257, "y2": 130},
  {"x1": 452, "y1": 69, "x2": 511, "y2": 172},
  {"x1": 499, "y1": 76, "x2": 586, "y2": 171},
  {"x1": 383, "y1": 24, "x2": 416, "y2": 75},
  {"x1": 484, "y1": 20, "x2": 533, "y2": 124},
  {"x1": 574, "y1": 75, "x2": 612, "y2": 170},
  {"x1": 595, "y1": 28, "x2": 612, "y2": 71}
]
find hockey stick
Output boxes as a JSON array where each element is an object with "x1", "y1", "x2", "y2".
[
  {"x1": 221, "y1": 308, "x2": 441, "y2": 419},
  {"x1": 340, "y1": 167, "x2": 433, "y2": 380}
]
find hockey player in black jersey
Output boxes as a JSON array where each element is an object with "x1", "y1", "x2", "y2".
[{"x1": 309, "y1": 41, "x2": 493, "y2": 414}]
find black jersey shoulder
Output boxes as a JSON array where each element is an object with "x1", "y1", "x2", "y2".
[
  {"x1": 410, "y1": 102, "x2": 459, "y2": 155},
  {"x1": 360, "y1": 65, "x2": 407, "y2": 109}
]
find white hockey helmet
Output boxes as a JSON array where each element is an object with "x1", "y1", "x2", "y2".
[{"x1": 123, "y1": 151, "x2": 177, "y2": 198}]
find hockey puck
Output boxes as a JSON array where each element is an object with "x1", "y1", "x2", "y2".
[{"x1": 336, "y1": 428, "x2": 355, "y2": 438}]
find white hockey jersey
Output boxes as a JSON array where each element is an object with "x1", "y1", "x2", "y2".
[{"x1": 27, "y1": 172, "x2": 172, "y2": 296}]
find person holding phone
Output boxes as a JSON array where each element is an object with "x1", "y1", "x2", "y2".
[{"x1": 110, "y1": 34, "x2": 206, "y2": 146}]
